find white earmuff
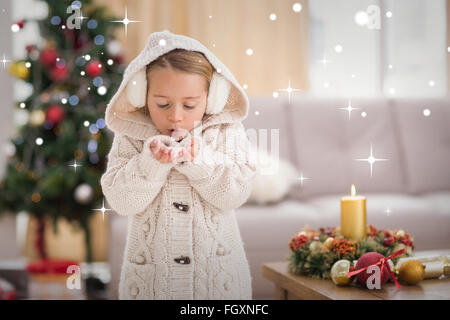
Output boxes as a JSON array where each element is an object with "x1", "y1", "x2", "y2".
[
  {"x1": 206, "y1": 71, "x2": 231, "y2": 115},
  {"x1": 126, "y1": 68, "x2": 147, "y2": 108}
]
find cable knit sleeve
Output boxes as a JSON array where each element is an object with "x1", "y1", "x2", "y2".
[
  {"x1": 175, "y1": 122, "x2": 257, "y2": 212},
  {"x1": 100, "y1": 134, "x2": 175, "y2": 216}
]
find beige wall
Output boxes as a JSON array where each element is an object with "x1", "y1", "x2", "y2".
[
  {"x1": 447, "y1": 0, "x2": 450, "y2": 92},
  {"x1": 95, "y1": 0, "x2": 309, "y2": 95}
]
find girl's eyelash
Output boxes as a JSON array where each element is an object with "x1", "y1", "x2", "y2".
[{"x1": 157, "y1": 104, "x2": 195, "y2": 109}]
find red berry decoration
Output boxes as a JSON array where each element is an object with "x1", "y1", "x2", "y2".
[
  {"x1": 46, "y1": 104, "x2": 65, "y2": 125},
  {"x1": 40, "y1": 48, "x2": 59, "y2": 67},
  {"x1": 383, "y1": 237, "x2": 393, "y2": 247},
  {"x1": 50, "y1": 65, "x2": 69, "y2": 82},
  {"x1": 16, "y1": 20, "x2": 25, "y2": 29},
  {"x1": 12, "y1": 20, "x2": 25, "y2": 31},
  {"x1": 355, "y1": 252, "x2": 390, "y2": 288},
  {"x1": 86, "y1": 60, "x2": 103, "y2": 77},
  {"x1": 26, "y1": 44, "x2": 37, "y2": 54}
]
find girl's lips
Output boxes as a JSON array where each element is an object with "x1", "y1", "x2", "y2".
[{"x1": 170, "y1": 128, "x2": 188, "y2": 141}]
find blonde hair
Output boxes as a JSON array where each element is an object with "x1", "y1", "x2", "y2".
[
  {"x1": 142, "y1": 49, "x2": 214, "y2": 119},
  {"x1": 146, "y1": 48, "x2": 214, "y2": 91}
]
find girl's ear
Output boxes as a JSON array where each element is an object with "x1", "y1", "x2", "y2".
[
  {"x1": 126, "y1": 68, "x2": 147, "y2": 108},
  {"x1": 206, "y1": 72, "x2": 231, "y2": 114}
]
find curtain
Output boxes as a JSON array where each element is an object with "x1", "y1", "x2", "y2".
[{"x1": 95, "y1": 0, "x2": 309, "y2": 94}]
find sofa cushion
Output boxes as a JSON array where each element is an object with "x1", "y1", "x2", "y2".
[
  {"x1": 287, "y1": 97, "x2": 406, "y2": 200},
  {"x1": 247, "y1": 144, "x2": 299, "y2": 205},
  {"x1": 392, "y1": 98, "x2": 450, "y2": 194},
  {"x1": 236, "y1": 200, "x2": 322, "y2": 250}
]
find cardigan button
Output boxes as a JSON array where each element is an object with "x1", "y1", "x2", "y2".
[
  {"x1": 174, "y1": 256, "x2": 191, "y2": 264},
  {"x1": 142, "y1": 223, "x2": 150, "y2": 232},
  {"x1": 211, "y1": 215, "x2": 219, "y2": 223},
  {"x1": 216, "y1": 246, "x2": 225, "y2": 256},
  {"x1": 173, "y1": 202, "x2": 189, "y2": 212},
  {"x1": 135, "y1": 255, "x2": 145, "y2": 264},
  {"x1": 224, "y1": 280, "x2": 231, "y2": 291}
]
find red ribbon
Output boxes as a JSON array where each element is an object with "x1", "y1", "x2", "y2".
[{"x1": 347, "y1": 248, "x2": 406, "y2": 289}]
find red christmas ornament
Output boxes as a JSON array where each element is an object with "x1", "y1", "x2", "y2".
[
  {"x1": 46, "y1": 104, "x2": 65, "y2": 124},
  {"x1": 40, "y1": 48, "x2": 59, "y2": 67},
  {"x1": 50, "y1": 65, "x2": 69, "y2": 82},
  {"x1": 354, "y1": 252, "x2": 390, "y2": 288},
  {"x1": 86, "y1": 60, "x2": 103, "y2": 77}
]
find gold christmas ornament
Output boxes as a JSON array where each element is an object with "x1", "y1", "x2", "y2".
[
  {"x1": 324, "y1": 237, "x2": 334, "y2": 248},
  {"x1": 398, "y1": 259, "x2": 425, "y2": 285},
  {"x1": 9, "y1": 61, "x2": 29, "y2": 79},
  {"x1": 331, "y1": 259, "x2": 352, "y2": 286},
  {"x1": 29, "y1": 110, "x2": 46, "y2": 127}
]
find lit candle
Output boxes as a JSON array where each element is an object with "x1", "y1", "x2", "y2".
[{"x1": 340, "y1": 184, "x2": 367, "y2": 240}]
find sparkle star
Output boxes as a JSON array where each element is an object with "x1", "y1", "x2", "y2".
[
  {"x1": 353, "y1": 143, "x2": 389, "y2": 177},
  {"x1": 68, "y1": 159, "x2": 82, "y2": 172},
  {"x1": 1, "y1": 54, "x2": 11, "y2": 69},
  {"x1": 92, "y1": 198, "x2": 113, "y2": 221},
  {"x1": 296, "y1": 172, "x2": 311, "y2": 185},
  {"x1": 111, "y1": 7, "x2": 140, "y2": 37},
  {"x1": 385, "y1": 207, "x2": 393, "y2": 216},
  {"x1": 317, "y1": 54, "x2": 332, "y2": 69},
  {"x1": 76, "y1": 10, "x2": 88, "y2": 24},
  {"x1": 278, "y1": 80, "x2": 301, "y2": 104},
  {"x1": 338, "y1": 98, "x2": 360, "y2": 120}
]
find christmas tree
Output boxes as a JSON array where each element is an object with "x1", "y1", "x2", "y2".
[{"x1": 0, "y1": 0, "x2": 124, "y2": 263}]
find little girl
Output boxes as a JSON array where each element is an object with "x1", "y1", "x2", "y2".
[{"x1": 101, "y1": 30, "x2": 257, "y2": 300}]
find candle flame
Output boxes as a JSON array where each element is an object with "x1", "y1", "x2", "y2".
[{"x1": 351, "y1": 184, "x2": 356, "y2": 196}]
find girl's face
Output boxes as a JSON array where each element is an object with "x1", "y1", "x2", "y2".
[{"x1": 147, "y1": 66, "x2": 208, "y2": 136}]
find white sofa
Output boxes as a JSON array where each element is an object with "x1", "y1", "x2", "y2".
[{"x1": 108, "y1": 96, "x2": 450, "y2": 300}]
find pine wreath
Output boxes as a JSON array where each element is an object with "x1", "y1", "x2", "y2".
[{"x1": 287, "y1": 225, "x2": 414, "y2": 279}]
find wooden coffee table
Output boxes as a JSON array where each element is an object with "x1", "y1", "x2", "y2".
[{"x1": 262, "y1": 250, "x2": 450, "y2": 300}]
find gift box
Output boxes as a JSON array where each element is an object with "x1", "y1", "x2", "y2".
[{"x1": 0, "y1": 260, "x2": 29, "y2": 299}]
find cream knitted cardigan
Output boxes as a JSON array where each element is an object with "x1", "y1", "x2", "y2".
[{"x1": 100, "y1": 30, "x2": 257, "y2": 300}]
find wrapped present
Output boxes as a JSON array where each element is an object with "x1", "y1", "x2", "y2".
[
  {"x1": 26, "y1": 259, "x2": 79, "y2": 274},
  {"x1": 0, "y1": 277, "x2": 17, "y2": 300}
]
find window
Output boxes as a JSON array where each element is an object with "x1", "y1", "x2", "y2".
[{"x1": 308, "y1": 0, "x2": 447, "y2": 97}]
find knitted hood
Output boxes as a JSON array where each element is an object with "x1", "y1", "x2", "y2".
[{"x1": 104, "y1": 30, "x2": 250, "y2": 140}]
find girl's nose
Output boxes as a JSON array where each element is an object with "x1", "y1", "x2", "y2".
[{"x1": 168, "y1": 106, "x2": 183, "y2": 122}]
